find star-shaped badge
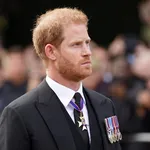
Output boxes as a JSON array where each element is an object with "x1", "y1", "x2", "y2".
[
  {"x1": 78, "y1": 121, "x2": 82, "y2": 127},
  {"x1": 82, "y1": 125, "x2": 87, "y2": 131},
  {"x1": 78, "y1": 116, "x2": 87, "y2": 131},
  {"x1": 78, "y1": 121, "x2": 87, "y2": 130}
]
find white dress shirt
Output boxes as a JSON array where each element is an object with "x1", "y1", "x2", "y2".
[{"x1": 46, "y1": 76, "x2": 91, "y2": 141}]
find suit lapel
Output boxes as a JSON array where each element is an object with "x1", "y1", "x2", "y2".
[
  {"x1": 84, "y1": 88, "x2": 116, "y2": 150},
  {"x1": 84, "y1": 93, "x2": 102, "y2": 150},
  {"x1": 35, "y1": 80, "x2": 76, "y2": 150}
]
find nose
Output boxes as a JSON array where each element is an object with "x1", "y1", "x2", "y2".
[{"x1": 82, "y1": 43, "x2": 92, "y2": 56}]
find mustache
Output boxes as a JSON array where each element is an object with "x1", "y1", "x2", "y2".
[{"x1": 81, "y1": 58, "x2": 91, "y2": 64}]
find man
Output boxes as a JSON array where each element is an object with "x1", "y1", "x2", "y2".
[
  {"x1": 0, "y1": 46, "x2": 28, "y2": 114},
  {"x1": 0, "y1": 8, "x2": 122, "y2": 150}
]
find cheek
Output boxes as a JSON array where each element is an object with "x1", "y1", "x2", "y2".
[
  {"x1": 59, "y1": 47, "x2": 80, "y2": 66},
  {"x1": 63, "y1": 57, "x2": 74, "y2": 67},
  {"x1": 61, "y1": 53, "x2": 77, "y2": 65}
]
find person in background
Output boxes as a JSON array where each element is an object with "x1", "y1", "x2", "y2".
[
  {"x1": 0, "y1": 46, "x2": 28, "y2": 113},
  {"x1": 24, "y1": 45, "x2": 45, "y2": 91}
]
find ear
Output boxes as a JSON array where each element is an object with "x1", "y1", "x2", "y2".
[{"x1": 45, "y1": 44, "x2": 56, "y2": 60}]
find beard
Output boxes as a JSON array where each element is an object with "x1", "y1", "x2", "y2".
[{"x1": 56, "y1": 55, "x2": 92, "y2": 82}]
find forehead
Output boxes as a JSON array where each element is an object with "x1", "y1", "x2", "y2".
[{"x1": 62, "y1": 23, "x2": 90, "y2": 41}]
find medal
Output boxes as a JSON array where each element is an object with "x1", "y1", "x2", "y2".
[
  {"x1": 108, "y1": 117, "x2": 115, "y2": 143},
  {"x1": 78, "y1": 115, "x2": 87, "y2": 130},
  {"x1": 112, "y1": 116, "x2": 117, "y2": 142},
  {"x1": 105, "y1": 118, "x2": 113, "y2": 143},
  {"x1": 70, "y1": 97, "x2": 87, "y2": 130},
  {"x1": 105, "y1": 116, "x2": 122, "y2": 143},
  {"x1": 114, "y1": 116, "x2": 122, "y2": 141}
]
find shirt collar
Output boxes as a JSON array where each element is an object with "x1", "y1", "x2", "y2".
[{"x1": 46, "y1": 76, "x2": 86, "y2": 108}]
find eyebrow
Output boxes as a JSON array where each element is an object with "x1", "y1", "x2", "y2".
[{"x1": 70, "y1": 38, "x2": 91, "y2": 43}]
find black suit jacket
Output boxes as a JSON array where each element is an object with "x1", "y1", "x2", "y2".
[{"x1": 0, "y1": 79, "x2": 121, "y2": 150}]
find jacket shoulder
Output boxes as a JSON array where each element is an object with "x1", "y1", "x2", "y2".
[
  {"x1": 6, "y1": 87, "x2": 38, "y2": 111},
  {"x1": 84, "y1": 88, "x2": 112, "y2": 104}
]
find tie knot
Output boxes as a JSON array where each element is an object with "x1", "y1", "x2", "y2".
[{"x1": 74, "y1": 92, "x2": 82, "y2": 108}]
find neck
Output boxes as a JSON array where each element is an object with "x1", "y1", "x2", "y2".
[{"x1": 46, "y1": 69, "x2": 81, "y2": 91}]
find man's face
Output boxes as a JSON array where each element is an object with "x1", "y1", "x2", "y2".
[{"x1": 55, "y1": 23, "x2": 92, "y2": 82}]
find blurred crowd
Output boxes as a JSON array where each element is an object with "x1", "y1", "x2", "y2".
[{"x1": 0, "y1": 45, "x2": 46, "y2": 114}]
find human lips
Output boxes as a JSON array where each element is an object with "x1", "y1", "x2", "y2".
[{"x1": 81, "y1": 61, "x2": 91, "y2": 65}]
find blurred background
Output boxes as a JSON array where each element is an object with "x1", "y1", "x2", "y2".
[{"x1": 0, "y1": 0, "x2": 150, "y2": 150}]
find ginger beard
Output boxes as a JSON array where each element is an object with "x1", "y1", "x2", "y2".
[{"x1": 56, "y1": 53, "x2": 92, "y2": 82}]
